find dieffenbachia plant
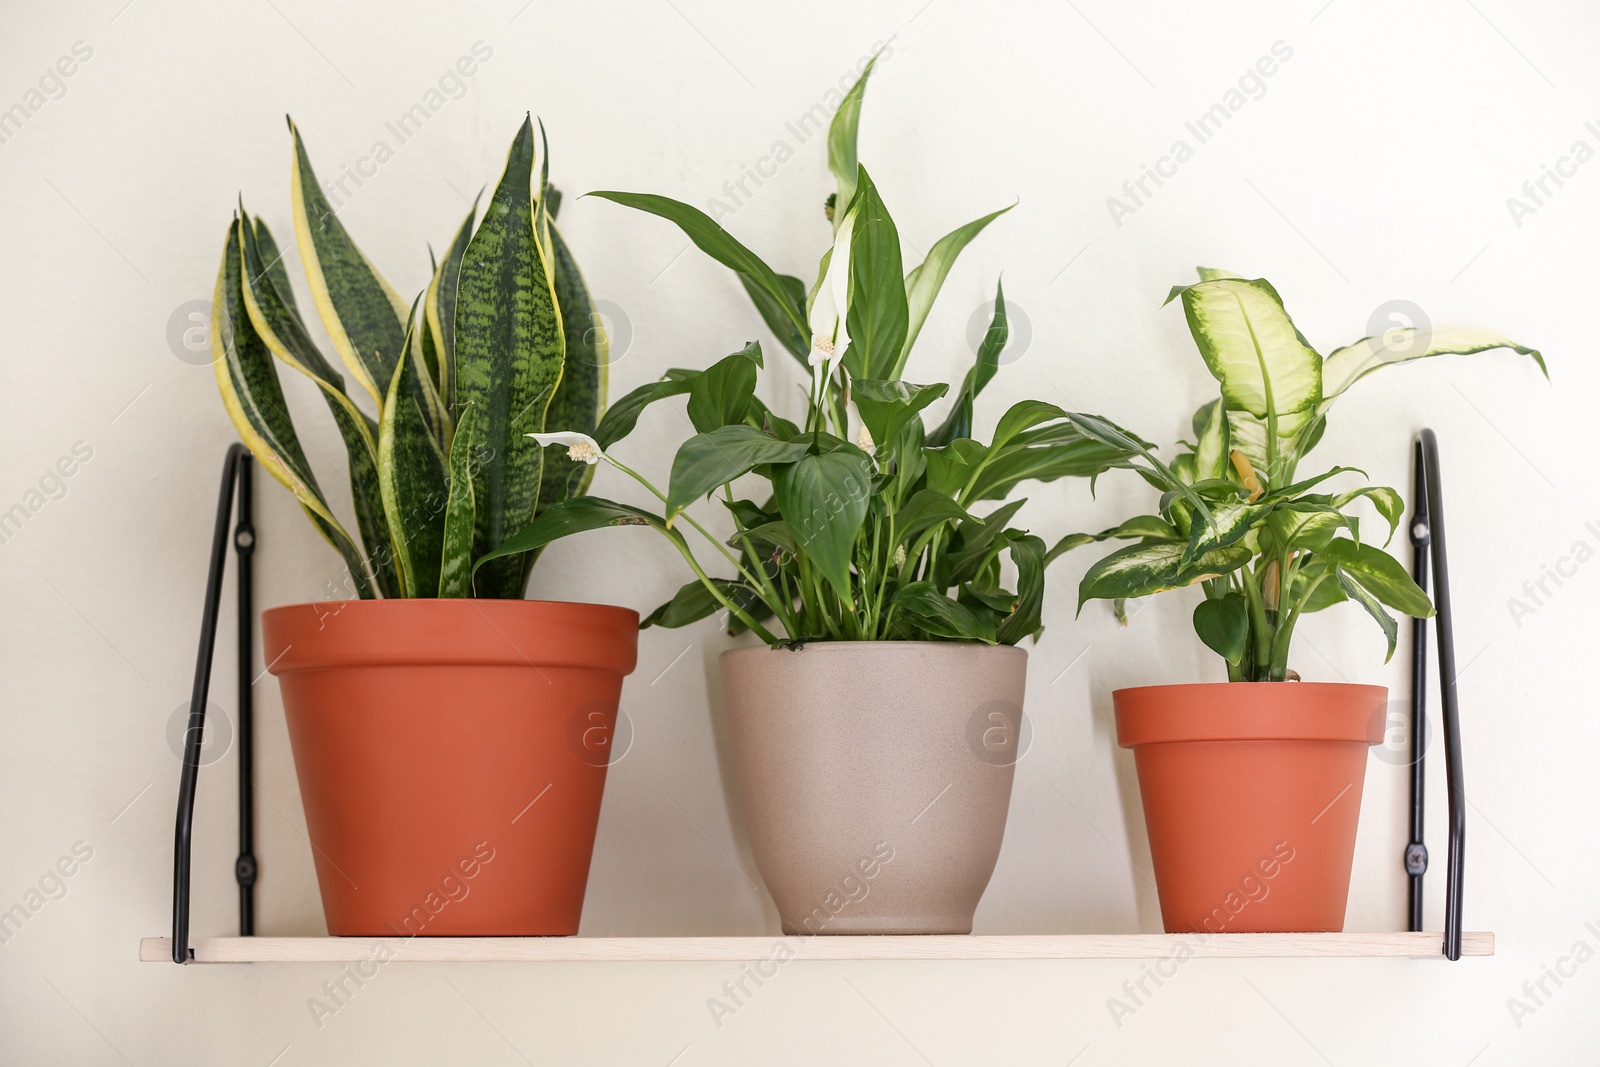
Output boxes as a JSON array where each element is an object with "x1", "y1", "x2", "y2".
[
  {"x1": 1060, "y1": 268, "x2": 1545, "y2": 681},
  {"x1": 476, "y1": 59, "x2": 1127, "y2": 645},
  {"x1": 211, "y1": 116, "x2": 605, "y2": 599}
]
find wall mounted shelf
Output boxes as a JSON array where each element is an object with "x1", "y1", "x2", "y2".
[{"x1": 140, "y1": 932, "x2": 1493, "y2": 964}]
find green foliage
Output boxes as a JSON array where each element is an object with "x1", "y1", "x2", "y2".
[
  {"x1": 1062, "y1": 269, "x2": 1544, "y2": 679},
  {"x1": 210, "y1": 117, "x2": 604, "y2": 598}
]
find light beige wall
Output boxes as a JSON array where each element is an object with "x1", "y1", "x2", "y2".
[{"x1": 2, "y1": 0, "x2": 1594, "y2": 1062}]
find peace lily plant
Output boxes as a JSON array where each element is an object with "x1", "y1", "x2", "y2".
[
  {"x1": 1061, "y1": 268, "x2": 1545, "y2": 681},
  {"x1": 212, "y1": 116, "x2": 641, "y2": 940},
  {"x1": 479, "y1": 55, "x2": 1125, "y2": 647},
  {"x1": 1063, "y1": 268, "x2": 1544, "y2": 936}
]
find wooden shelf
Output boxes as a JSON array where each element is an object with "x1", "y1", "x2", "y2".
[{"x1": 141, "y1": 931, "x2": 1493, "y2": 963}]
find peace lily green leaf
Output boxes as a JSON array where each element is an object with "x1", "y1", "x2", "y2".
[
  {"x1": 894, "y1": 489, "x2": 975, "y2": 545},
  {"x1": 666, "y1": 426, "x2": 811, "y2": 522},
  {"x1": 841, "y1": 166, "x2": 908, "y2": 382},
  {"x1": 740, "y1": 272, "x2": 810, "y2": 361},
  {"x1": 898, "y1": 206, "x2": 1013, "y2": 377},
  {"x1": 426, "y1": 197, "x2": 478, "y2": 408},
  {"x1": 1078, "y1": 541, "x2": 1252, "y2": 611},
  {"x1": 924, "y1": 438, "x2": 987, "y2": 496},
  {"x1": 827, "y1": 49, "x2": 881, "y2": 226},
  {"x1": 996, "y1": 533, "x2": 1046, "y2": 645},
  {"x1": 643, "y1": 578, "x2": 759, "y2": 629},
  {"x1": 379, "y1": 315, "x2": 448, "y2": 598},
  {"x1": 940, "y1": 498, "x2": 1027, "y2": 586},
  {"x1": 1169, "y1": 277, "x2": 1322, "y2": 423},
  {"x1": 929, "y1": 276, "x2": 1009, "y2": 445},
  {"x1": 454, "y1": 115, "x2": 564, "y2": 599},
  {"x1": 1321, "y1": 325, "x2": 1546, "y2": 405},
  {"x1": 1062, "y1": 411, "x2": 1214, "y2": 527},
  {"x1": 893, "y1": 582, "x2": 996, "y2": 643},
  {"x1": 687, "y1": 342, "x2": 762, "y2": 433},
  {"x1": 287, "y1": 117, "x2": 410, "y2": 406},
  {"x1": 211, "y1": 217, "x2": 373, "y2": 598},
  {"x1": 1194, "y1": 592, "x2": 1249, "y2": 665},
  {"x1": 542, "y1": 218, "x2": 607, "y2": 504},
  {"x1": 852, "y1": 379, "x2": 947, "y2": 455},
  {"x1": 438, "y1": 405, "x2": 479, "y2": 598},
  {"x1": 1321, "y1": 538, "x2": 1434, "y2": 618},
  {"x1": 991, "y1": 400, "x2": 1068, "y2": 453},
  {"x1": 773, "y1": 446, "x2": 875, "y2": 603},
  {"x1": 968, "y1": 434, "x2": 1131, "y2": 502},
  {"x1": 587, "y1": 190, "x2": 808, "y2": 341},
  {"x1": 594, "y1": 376, "x2": 695, "y2": 450},
  {"x1": 733, "y1": 520, "x2": 798, "y2": 557},
  {"x1": 476, "y1": 496, "x2": 679, "y2": 571}
]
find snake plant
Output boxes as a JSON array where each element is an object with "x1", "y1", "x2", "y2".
[
  {"x1": 210, "y1": 116, "x2": 605, "y2": 599},
  {"x1": 1060, "y1": 268, "x2": 1544, "y2": 680},
  {"x1": 476, "y1": 57, "x2": 1129, "y2": 645}
]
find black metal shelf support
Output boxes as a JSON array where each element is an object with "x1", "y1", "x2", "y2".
[
  {"x1": 1406, "y1": 429, "x2": 1468, "y2": 961},
  {"x1": 171, "y1": 445, "x2": 256, "y2": 964}
]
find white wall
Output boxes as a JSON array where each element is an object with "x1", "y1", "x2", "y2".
[{"x1": 2, "y1": 0, "x2": 1594, "y2": 1062}]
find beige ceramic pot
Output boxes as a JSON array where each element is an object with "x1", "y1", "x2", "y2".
[{"x1": 720, "y1": 641, "x2": 1027, "y2": 935}]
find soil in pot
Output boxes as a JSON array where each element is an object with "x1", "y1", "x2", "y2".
[
  {"x1": 264, "y1": 598, "x2": 637, "y2": 936},
  {"x1": 1114, "y1": 682, "x2": 1385, "y2": 934},
  {"x1": 720, "y1": 642, "x2": 1027, "y2": 936}
]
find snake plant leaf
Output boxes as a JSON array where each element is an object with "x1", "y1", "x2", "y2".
[
  {"x1": 1321, "y1": 326, "x2": 1546, "y2": 407},
  {"x1": 475, "y1": 496, "x2": 681, "y2": 571},
  {"x1": 379, "y1": 314, "x2": 448, "y2": 598},
  {"x1": 928, "y1": 275, "x2": 1009, "y2": 446},
  {"x1": 1078, "y1": 541, "x2": 1253, "y2": 611},
  {"x1": 827, "y1": 48, "x2": 881, "y2": 226},
  {"x1": 894, "y1": 582, "x2": 997, "y2": 643},
  {"x1": 1321, "y1": 537, "x2": 1434, "y2": 618},
  {"x1": 773, "y1": 445, "x2": 875, "y2": 603},
  {"x1": 1334, "y1": 566, "x2": 1399, "y2": 662},
  {"x1": 211, "y1": 217, "x2": 373, "y2": 598},
  {"x1": 995, "y1": 533, "x2": 1047, "y2": 645},
  {"x1": 438, "y1": 405, "x2": 479, "y2": 598},
  {"x1": 455, "y1": 115, "x2": 565, "y2": 600},
  {"x1": 250, "y1": 216, "x2": 300, "y2": 320},
  {"x1": 287, "y1": 117, "x2": 410, "y2": 406},
  {"x1": 1169, "y1": 277, "x2": 1322, "y2": 426},
  {"x1": 686, "y1": 342, "x2": 762, "y2": 433},
  {"x1": 642, "y1": 577, "x2": 760, "y2": 629},
  {"x1": 540, "y1": 219, "x2": 608, "y2": 503},
  {"x1": 1193, "y1": 592, "x2": 1250, "y2": 665},
  {"x1": 405, "y1": 295, "x2": 450, "y2": 449},
  {"x1": 666, "y1": 426, "x2": 811, "y2": 522},
  {"x1": 594, "y1": 376, "x2": 696, "y2": 450},
  {"x1": 852, "y1": 379, "x2": 947, "y2": 456},
  {"x1": 425, "y1": 197, "x2": 478, "y2": 407},
  {"x1": 587, "y1": 191, "x2": 809, "y2": 342},
  {"x1": 841, "y1": 167, "x2": 908, "y2": 382},
  {"x1": 898, "y1": 206, "x2": 1013, "y2": 378},
  {"x1": 237, "y1": 213, "x2": 402, "y2": 598}
]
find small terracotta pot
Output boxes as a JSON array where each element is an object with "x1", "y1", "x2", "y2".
[
  {"x1": 720, "y1": 642, "x2": 1026, "y2": 935},
  {"x1": 1114, "y1": 682, "x2": 1385, "y2": 934},
  {"x1": 263, "y1": 599, "x2": 638, "y2": 936}
]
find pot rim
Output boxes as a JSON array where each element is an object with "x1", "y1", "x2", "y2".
[
  {"x1": 262, "y1": 598, "x2": 640, "y2": 675},
  {"x1": 1113, "y1": 680, "x2": 1386, "y2": 747},
  {"x1": 718, "y1": 640, "x2": 1027, "y2": 661}
]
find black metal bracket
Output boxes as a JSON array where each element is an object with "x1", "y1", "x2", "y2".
[
  {"x1": 171, "y1": 446, "x2": 256, "y2": 964},
  {"x1": 1406, "y1": 430, "x2": 1467, "y2": 961}
]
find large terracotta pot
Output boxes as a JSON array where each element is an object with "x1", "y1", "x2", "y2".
[
  {"x1": 263, "y1": 599, "x2": 638, "y2": 936},
  {"x1": 1114, "y1": 682, "x2": 1385, "y2": 934},
  {"x1": 720, "y1": 642, "x2": 1026, "y2": 935}
]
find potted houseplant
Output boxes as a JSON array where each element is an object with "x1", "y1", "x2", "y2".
[
  {"x1": 479, "y1": 61, "x2": 1129, "y2": 934},
  {"x1": 209, "y1": 116, "x2": 637, "y2": 936},
  {"x1": 1060, "y1": 268, "x2": 1543, "y2": 933}
]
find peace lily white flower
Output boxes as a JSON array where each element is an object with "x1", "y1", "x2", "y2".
[
  {"x1": 893, "y1": 544, "x2": 907, "y2": 568},
  {"x1": 856, "y1": 424, "x2": 874, "y2": 452},
  {"x1": 807, "y1": 335, "x2": 836, "y2": 368},
  {"x1": 527, "y1": 431, "x2": 602, "y2": 465},
  {"x1": 806, "y1": 194, "x2": 860, "y2": 369}
]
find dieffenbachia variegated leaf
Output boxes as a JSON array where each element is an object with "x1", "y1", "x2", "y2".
[
  {"x1": 288, "y1": 117, "x2": 410, "y2": 406},
  {"x1": 1320, "y1": 325, "x2": 1546, "y2": 407},
  {"x1": 212, "y1": 217, "x2": 373, "y2": 598},
  {"x1": 1078, "y1": 540, "x2": 1252, "y2": 611},
  {"x1": 1168, "y1": 277, "x2": 1322, "y2": 430},
  {"x1": 378, "y1": 310, "x2": 448, "y2": 598},
  {"x1": 437, "y1": 404, "x2": 479, "y2": 598},
  {"x1": 540, "y1": 218, "x2": 606, "y2": 506},
  {"x1": 896, "y1": 205, "x2": 1012, "y2": 378},
  {"x1": 426, "y1": 198, "x2": 478, "y2": 410},
  {"x1": 454, "y1": 116, "x2": 565, "y2": 600},
  {"x1": 1192, "y1": 399, "x2": 1231, "y2": 481},
  {"x1": 237, "y1": 209, "x2": 402, "y2": 598}
]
